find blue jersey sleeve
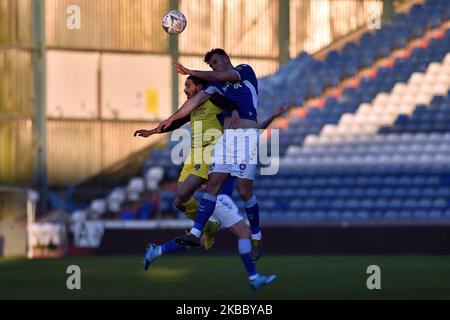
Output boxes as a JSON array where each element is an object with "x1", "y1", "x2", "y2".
[
  {"x1": 203, "y1": 81, "x2": 223, "y2": 95},
  {"x1": 233, "y1": 64, "x2": 256, "y2": 82}
]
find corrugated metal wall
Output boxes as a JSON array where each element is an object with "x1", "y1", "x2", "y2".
[
  {"x1": 0, "y1": 0, "x2": 34, "y2": 184},
  {"x1": 179, "y1": 0, "x2": 279, "y2": 58},
  {"x1": 0, "y1": 50, "x2": 34, "y2": 116},
  {"x1": 46, "y1": 0, "x2": 169, "y2": 52},
  {"x1": 46, "y1": 120, "x2": 163, "y2": 185},
  {"x1": 0, "y1": 119, "x2": 33, "y2": 184},
  {"x1": 0, "y1": 0, "x2": 33, "y2": 45},
  {"x1": 290, "y1": 0, "x2": 383, "y2": 56}
]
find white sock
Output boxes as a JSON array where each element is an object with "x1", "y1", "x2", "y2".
[
  {"x1": 249, "y1": 273, "x2": 259, "y2": 281},
  {"x1": 190, "y1": 228, "x2": 201, "y2": 238},
  {"x1": 251, "y1": 232, "x2": 262, "y2": 240}
]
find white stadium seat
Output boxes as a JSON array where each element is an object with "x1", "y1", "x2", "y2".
[
  {"x1": 409, "y1": 72, "x2": 424, "y2": 85},
  {"x1": 427, "y1": 62, "x2": 441, "y2": 75},
  {"x1": 71, "y1": 210, "x2": 87, "y2": 222},
  {"x1": 108, "y1": 187, "x2": 126, "y2": 203},
  {"x1": 108, "y1": 199, "x2": 122, "y2": 213},
  {"x1": 90, "y1": 199, "x2": 106, "y2": 214},
  {"x1": 127, "y1": 191, "x2": 140, "y2": 202},
  {"x1": 127, "y1": 177, "x2": 145, "y2": 193},
  {"x1": 145, "y1": 167, "x2": 165, "y2": 182}
]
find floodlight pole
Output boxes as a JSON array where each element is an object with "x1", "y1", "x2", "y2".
[
  {"x1": 32, "y1": 0, "x2": 48, "y2": 215},
  {"x1": 279, "y1": 0, "x2": 290, "y2": 64},
  {"x1": 382, "y1": 0, "x2": 394, "y2": 23},
  {"x1": 170, "y1": 0, "x2": 180, "y2": 114}
]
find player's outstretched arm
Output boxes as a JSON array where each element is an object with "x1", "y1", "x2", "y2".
[
  {"x1": 157, "y1": 91, "x2": 211, "y2": 132},
  {"x1": 134, "y1": 128, "x2": 158, "y2": 138},
  {"x1": 134, "y1": 116, "x2": 190, "y2": 138},
  {"x1": 258, "y1": 106, "x2": 287, "y2": 130},
  {"x1": 160, "y1": 115, "x2": 191, "y2": 132},
  {"x1": 172, "y1": 62, "x2": 240, "y2": 82}
]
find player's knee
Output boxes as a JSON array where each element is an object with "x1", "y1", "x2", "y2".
[
  {"x1": 205, "y1": 181, "x2": 221, "y2": 195},
  {"x1": 238, "y1": 228, "x2": 251, "y2": 239},
  {"x1": 238, "y1": 188, "x2": 253, "y2": 202},
  {"x1": 232, "y1": 221, "x2": 251, "y2": 239},
  {"x1": 174, "y1": 195, "x2": 187, "y2": 211},
  {"x1": 174, "y1": 198, "x2": 184, "y2": 211},
  {"x1": 176, "y1": 190, "x2": 190, "y2": 204}
]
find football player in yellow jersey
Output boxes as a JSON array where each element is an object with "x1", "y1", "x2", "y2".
[{"x1": 135, "y1": 75, "x2": 237, "y2": 249}]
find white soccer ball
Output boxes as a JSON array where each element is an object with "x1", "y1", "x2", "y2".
[{"x1": 162, "y1": 10, "x2": 187, "y2": 35}]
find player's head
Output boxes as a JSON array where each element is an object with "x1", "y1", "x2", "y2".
[
  {"x1": 184, "y1": 75, "x2": 207, "y2": 99},
  {"x1": 204, "y1": 48, "x2": 232, "y2": 72}
]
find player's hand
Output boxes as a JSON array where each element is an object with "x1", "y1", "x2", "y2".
[
  {"x1": 229, "y1": 110, "x2": 240, "y2": 129},
  {"x1": 172, "y1": 62, "x2": 191, "y2": 76},
  {"x1": 273, "y1": 105, "x2": 287, "y2": 117},
  {"x1": 157, "y1": 118, "x2": 173, "y2": 133},
  {"x1": 134, "y1": 129, "x2": 157, "y2": 138}
]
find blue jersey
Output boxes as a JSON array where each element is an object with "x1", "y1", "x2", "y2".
[
  {"x1": 218, "y1": 177, "x2": 236, "y2": 197},
  {"x1": 203, "y1": 64, "x2": 258, "y2": 122}
]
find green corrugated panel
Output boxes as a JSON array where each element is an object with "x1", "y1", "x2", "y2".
[{"x1": 46, "y1": 0, "x2": 169, "y2": 52}]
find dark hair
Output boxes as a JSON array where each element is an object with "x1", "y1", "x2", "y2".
[
  {"x1": 187, "y1": 75, "x2": 208, "y2": 87},
  {"x1": 204, "y1": 48, "x2": 228, "y2": 63}
]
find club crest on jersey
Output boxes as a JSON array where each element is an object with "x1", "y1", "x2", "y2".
[
  {"x1": 194, "y1": 164, "x2": 201, "y2": 171},
  {"x1": 222, "y1": 82, "x2": 232, "y2": 92}
]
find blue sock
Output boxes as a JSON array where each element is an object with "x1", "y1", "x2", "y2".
[
  {"x1": 245, "y1": 195, "x2": 261, "y2": 237},
  {"x1": 160, "y1": 239, "x2": 187, "y2": 255},
  {"x1": 238, "y1": 239, "x2": 257, "y2": 280},
  {"x1": 191, "y1": 193, "x2": 217, "y2": 237}
]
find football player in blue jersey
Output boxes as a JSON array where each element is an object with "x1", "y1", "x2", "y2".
[{"x1": 157, "y1": 49, "x2": 267, "y2": 261}]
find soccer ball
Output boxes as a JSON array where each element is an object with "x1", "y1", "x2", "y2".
[{"x1": 162, "y1": 10, "x2": 187, "y2": 35}]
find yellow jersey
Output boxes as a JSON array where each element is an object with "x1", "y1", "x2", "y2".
[{"x1": 190, "y1": 99, "x2": 224, "y2": 148}]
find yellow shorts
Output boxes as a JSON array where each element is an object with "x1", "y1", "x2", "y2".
[{"x1": 178, "y1": 147, "x2": 213, "y2": 182}]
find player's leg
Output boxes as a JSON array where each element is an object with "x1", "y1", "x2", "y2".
[
  {"x1": 235, "y1": 174, "x2": 262, "y2": 261},
  {"x1": 211, "y1": 195, "x2": 258, "y2": 281},
  {"x1": 232, "y1": 128, "x2": 262, "y2": 261},
  {"x1": 175, "y1": 174, "x2": 205, "y2": 219},
  {"x1": 213, "y1": 195, "x2": 276, "y2": 290},
  {"x1": 236, "y1": 178, "x2": 260, "y2": 236},
  {"x1": 228, "y1": 221, "x2": 276, "y2": 290},
  {"x1": 177, "y1": 161, "x2": 221, "y2": 249},
  {"x1": 175, "y1": 132, "x2": 233, "y2": 247},
  {"x1": 229, "y1": 221, "x2": 256, "y2": 278},
  {"x1": 194, "y1": 172, "x2": 230, "y2": 231},
  {"x1": 176, "y1": 172, "x2": 230, "y2": 247},
  {"x1": 143, "y1": 240, "x2": 187, "y2": 271},
  {"x1": 146, "y1": 196, "x2": 240, "y2": 272},
  {"x1": 145, "y1": 193, "x2": 231, "y2": 270}
]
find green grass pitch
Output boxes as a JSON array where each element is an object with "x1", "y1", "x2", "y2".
[{"x1": 1, "y1": 255, "x2": 449, "y2": 299}]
